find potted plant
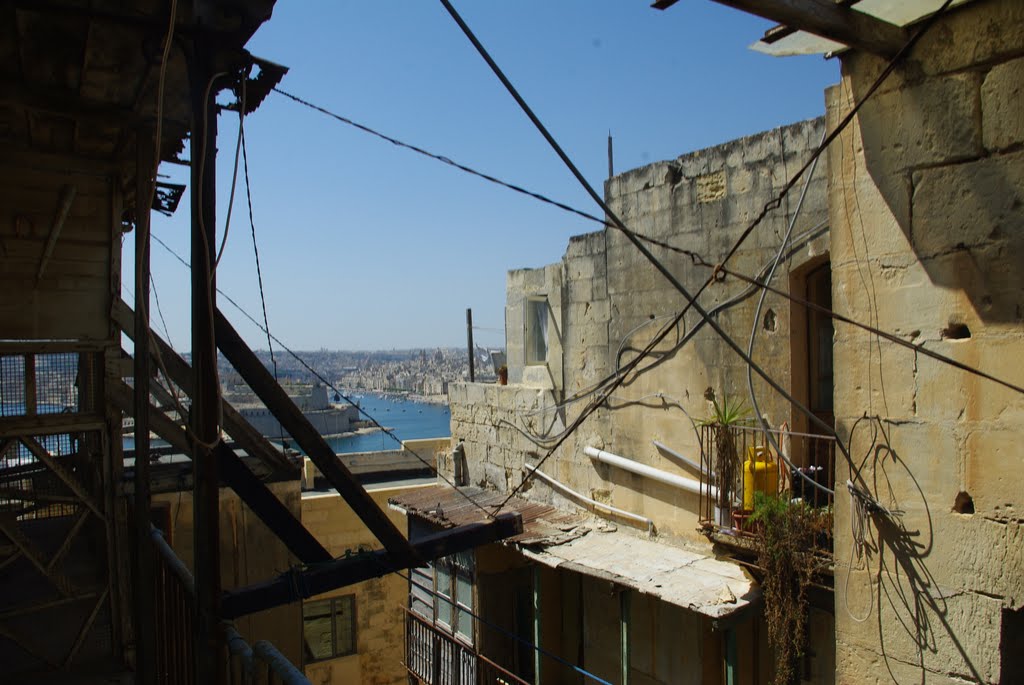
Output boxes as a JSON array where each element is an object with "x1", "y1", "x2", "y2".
[
  {"x1": 497, "y1": 364, "x2": 508, "y2": 385},
  {"x1": 701, "y1": 394, "x2": 748, "y2": 526}
]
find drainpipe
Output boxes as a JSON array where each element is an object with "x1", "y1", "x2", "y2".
[
  {"x1": 724, "y1": 627, "x2": 737, "y2": 685},
  {"x1": 533, "y1": 565, "x2": 542, "y2": 685},
  {"x1": 620, "y1": 589, "x2": 631, "y2": 685},
  {"x1": 524, "y1": 464, "x2": 654, "y2": 535},
  {"x1": 651, "y1": 439, "x2": 706, "y2": 475},
  {"x1": 585, "y1": 446, "x2": 717, "y2": 499}
]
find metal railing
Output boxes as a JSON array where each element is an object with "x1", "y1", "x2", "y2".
[
  {"x1": 405, "y1": 608, "x2": 529, "y2": 685},
  {"x1": 150, "y1": 527, "x2": 311, "y2": 685},
  {"x1": 698, "y1": 423, "x2": 835, "y2": 550}
]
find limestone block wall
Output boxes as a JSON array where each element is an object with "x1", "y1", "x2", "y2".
[
  {"x1": 301, "y1": 483, "x2": 434, "y2": 685},
  {"x1": 827, "y1": 2, "x2": 1024, "y2": 682},
  {"x1": 505, "y1": 262, "x2": 565, "y2": 392},
  {"x1": 453, "y1": 117, "x2": 831, "y2": 543},
  {"x1": 599, "y1": 118, "x2": 829, "y2": 540}
]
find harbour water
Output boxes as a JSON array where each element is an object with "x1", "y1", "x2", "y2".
[
  {"x1": 120, "y1": 393, "x2": 451, "y2": 455},
  {"x1": 328, "y1": 393, "x2": 451, "y2": 454}
]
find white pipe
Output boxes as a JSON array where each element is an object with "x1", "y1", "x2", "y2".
[
  {"x1": 524, "y1": 463, "x2": 654, "y2": 535},
  {"x1": 586, "y1": 446, "x2": 717, "y2": 499},
  {"x1": 651, "y1": 439, "x2": 705, "y2": 475}
]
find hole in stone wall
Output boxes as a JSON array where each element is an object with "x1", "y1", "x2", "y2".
[
  {"x1": 953, "y1": 491, "x2": 975, "y2": 514},
  {"x1": 763, "y1": 308, "x2": 777, "y2": 332},
  {"x1": 664, "y1": 166, "x2": 682, "y2": 186},
  {"x1": 941, "y1": 322, "x2": 971, "y2": 340}
]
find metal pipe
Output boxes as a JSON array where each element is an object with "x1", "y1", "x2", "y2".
[
  {"x1": 651, "y1": 439, "x2": 704, "y2": 474},
  {"x1": 585, "y1": 446, "x2": 717, "y2": 499},
  {"x1": 524, "y1": 464, "x2": 654, "y2": 535},
  {"x1": 149, "y1": 527, "x2": 195, "y2": 596},
  {"x1": 253, "y1": 640, "x2": 312, "y2": 684}
]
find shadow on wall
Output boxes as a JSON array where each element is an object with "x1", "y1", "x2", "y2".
[
  {"x1": 847, "y1": 417, "x2": 984, "y2": 683},
  {"x1": 847, "y1": 53, "x2": 1024, "y2": 326}
]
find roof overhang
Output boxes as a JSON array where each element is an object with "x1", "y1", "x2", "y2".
[{"x1": 390, "y1": 485, "x2": 760, "y2": 620}]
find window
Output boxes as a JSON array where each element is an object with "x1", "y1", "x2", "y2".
[
  {"x1": 434, "y1": 550, "x2": 474, "y2": 643},
  {"x1": 303, "y1": 595, "x2": 356, "y2": 662},
  {"x1": 525, "y1": 297, "x2": 549, "y2": 366}
]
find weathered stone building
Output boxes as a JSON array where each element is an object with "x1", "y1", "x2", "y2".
[{"x1": 408, "y1": 1, "x2": 1023, "y2": 683}]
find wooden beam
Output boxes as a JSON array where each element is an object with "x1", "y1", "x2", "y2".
[
  {"x1": 112, "y1": 381, "x2": 332, "y2": 565},
  {"x1": 35, "y1": 184, "x2": 77, "y2": 286},
  {"x1": 0, "y1": 414, "x2": 105, "y2": 439},
  {"x1": 215, "y1": 308, "x2": 420, "y2": 566},
  {"x1": 113, "y1": 299, "x2": 296, "y2": 475},
  {"x1": 221, "y1": 512, "x2": 523, "y2": 619},
  {"x1": 661, "y1": 0, "x2": 907, "y2": 58}
]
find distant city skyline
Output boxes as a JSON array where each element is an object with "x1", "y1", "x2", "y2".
[{"x1": 122, "y1": 2, "x2": 838, "y2": 351}]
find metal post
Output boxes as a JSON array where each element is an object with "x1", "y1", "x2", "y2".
[
  {"x1": 189, "y1": 39, "x2": 222, "y2": 684},
  {"x1": 532, "y1": 565, "x2": 542, "y2": 685},
  {"x1": 724, "y1": 627, "x2": 737, "y2": 685},
  {"x1": 607, "y1": 130, "x2": 614, "y2": 179},
  {"x1": 620, "y1": 588, "x2": 630, "y2": 685},
  {"x1": 133, "y1": 125, "x2": 156, "y2": 685},
  {"x1": 466, "y1": 308, "x2": 475, "y2": 383}
]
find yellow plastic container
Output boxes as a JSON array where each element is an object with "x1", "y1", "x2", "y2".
[{"x1": 742, "y1": 445, "x2": 779, "y2": 510}]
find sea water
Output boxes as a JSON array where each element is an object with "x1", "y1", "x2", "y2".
[
  {"x1": 120, "y1": 393, "x2": 451, "y2": 455},
  {"x1": 327, "y1": 393, "x2": 451, "y2": 454}
]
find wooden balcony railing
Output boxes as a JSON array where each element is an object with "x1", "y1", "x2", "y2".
[
  {"x1": 404, "y1": 608, "x2": 529, "y2": 685},
  {"x1": 698, "y1": 423, "x2": 835, "y2": 553}
]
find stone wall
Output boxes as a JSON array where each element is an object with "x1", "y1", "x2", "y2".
[
  {"x1": 828, "y1": 2, "x2": 1024, "y2": 683},
  {"x1": 301, "y1": 482, "x2": 434, "y2": 685},
  {"x1": 153, "y1": 481, "x2": 303, "y2": 665},
  {"x1": 453, "y1": 116, "x2": 830, "y2": 543}
]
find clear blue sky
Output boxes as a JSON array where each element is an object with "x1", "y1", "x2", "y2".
[{"x1": 125, "y1": 1, "x2": 838, "y2": 353}]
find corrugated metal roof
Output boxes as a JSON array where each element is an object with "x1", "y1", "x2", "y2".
[
  {"x1": 390, "y1": 485, "x2": 757, "y2": 618},
  {"x1": 751, "y1": 0, "x2": 974, "y2": 57},
  {"x1": 388, "y1": 485, "x2": 587, "y2": 546}
]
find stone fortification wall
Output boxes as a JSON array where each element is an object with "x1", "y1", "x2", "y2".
[
  {"x1": 241, "y1": 404, "x2": 358, "y2": 440},
  {"x1": 828, "y1": 2, "x2": 1024, "y2": 682}
]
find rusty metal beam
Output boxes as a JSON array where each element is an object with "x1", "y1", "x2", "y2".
[
  {"x1": 214, "y1": 308, "x2": 419, "y2": 566},
  {"x1": 112, "y1": 380, "x2": 332, "y2": 566},
  {"x1": 113, "y1": 299, "x2": 296, "y2": 475},
  {"x1": 655, "y1": 0, "x2": 907, "y2": 58},
  {"x1": 221, "y1": 512, "x2": 523, "y2": 619}
]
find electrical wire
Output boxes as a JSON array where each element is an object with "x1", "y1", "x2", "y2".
[
  {"x1": 746, "y1": 128, "x2": 833, "y2": 496},
  {"x1": 438, "y1": 0, "x2": 957, "y2": 507},
  {"x1": 711, "y1": 264, "x2": 1024, "y2": 397},
  {"x1": 216, "y1": 69, "x2": 247, "y2": 269},
  {"x1": 272, "y1": 87, "x2": 608, "y2": 230},
  {"x1": 512, "y1": 221, "x2": 828, "y2": 447},
  {"x1": 149, "y1": 234, "x2": 498, "y2": 521}
]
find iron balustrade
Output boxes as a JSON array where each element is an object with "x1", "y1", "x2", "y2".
[
  {"x1": 698, "y1": 423, "x2": 835, "y2": 553},
  {"x1": 405, "y1": 607, "x2": 529, "y2": 685},
  {"x1": 150, "y1": 526, "x2": 310, "y2": 685}
]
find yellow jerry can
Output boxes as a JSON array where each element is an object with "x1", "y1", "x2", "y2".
[{"x1": 742, "y1": 445, "x2": 779, "y2": 510}]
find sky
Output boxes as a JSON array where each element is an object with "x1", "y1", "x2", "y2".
[{"x1": 123, "y1": 1, "x2": 839, "y2": 353}]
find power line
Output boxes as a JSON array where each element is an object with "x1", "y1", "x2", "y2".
[
  {"x1": 149, "y1": 234, "x2": 497, "y2": 521},
  {"x1": 272, "y1": 86, "x2": 608, "y2": 229},
  {"x1": 438, "y1": 0, "x2": 956, "y2": 504}
]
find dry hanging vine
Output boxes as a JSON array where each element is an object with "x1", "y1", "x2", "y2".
[{"x1": 751, "y1": 493, "x2": 829, "y2": 685}]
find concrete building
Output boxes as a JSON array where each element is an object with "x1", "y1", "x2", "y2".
[{"x1": 395, "y1": 2, "x2": 1024, "y2": 683}]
